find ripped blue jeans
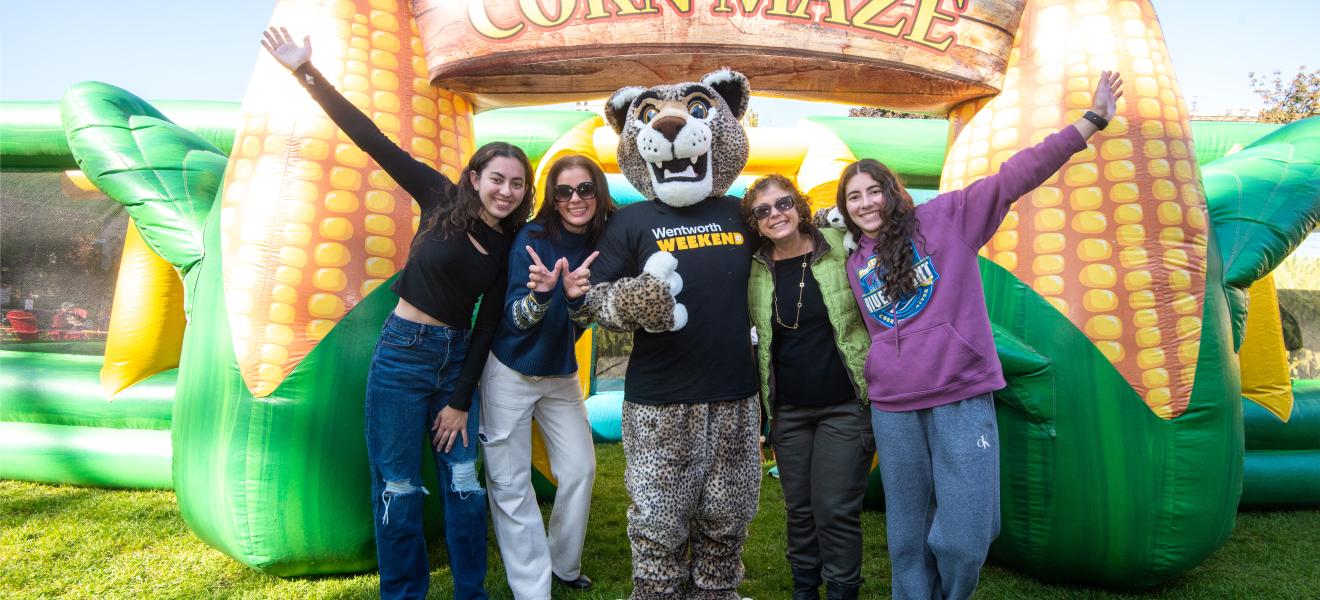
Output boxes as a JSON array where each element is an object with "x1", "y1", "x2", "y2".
[{"x1": 365, "y1": 313, "x2": 488, "y2": 600}]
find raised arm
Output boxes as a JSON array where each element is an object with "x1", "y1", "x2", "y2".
[
  {"x1": 1071, "y1": 70, "x2": 1123, "y2": 141},
  {"x1": 261, "y1": 26, "x2": 453, "y2": 210},
  {"x1": 943, "y1": 71, "x2": 1124, "y2": 248}
]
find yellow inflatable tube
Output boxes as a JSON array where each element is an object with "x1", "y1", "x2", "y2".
[
  {"x1": 1240, "y1": 274, "x2": 1294, "y2": 420},
  {"x1": 100, "y1": 222, "x2": 187, "y2": 398}
]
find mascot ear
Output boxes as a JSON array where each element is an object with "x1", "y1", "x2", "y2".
[
  {"x1": 606, "y1": 86, "x2": 645, "y2": 134},
  {"x1": 701, "y1": 69, "x2": 749, "y2": 121}
]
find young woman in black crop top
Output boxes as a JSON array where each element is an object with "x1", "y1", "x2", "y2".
[{"x1": 264, "y1": 27, "x2": 531, "y2": 600}]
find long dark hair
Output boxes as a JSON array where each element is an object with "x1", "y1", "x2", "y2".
[
  {"x1": 836, "y1": 159, "x2": 925, "y2": 301},
  {"x1": 740, "y1": 173, "x2": 813, "y2": 247},
  {"x1": 420, "y1": 142, "x2": 535, "y2": 242},
  {"x1": 530, "y1": 155, "x2": 616, "y2": 246}
]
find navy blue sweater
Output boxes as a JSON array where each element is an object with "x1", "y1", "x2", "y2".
[{"x1": 490, "y1": 222, "x2": 592, "y2": 377}]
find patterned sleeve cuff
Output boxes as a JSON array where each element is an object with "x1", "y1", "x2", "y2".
[
  {"x1": 568, "y1": 296, "x2": 594, "y2": 328},
  {"x1": 512, "y1": 292, "x2": 550, "y2": 330}
]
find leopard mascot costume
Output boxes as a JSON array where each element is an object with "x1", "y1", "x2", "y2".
[{"x1": 584, "y1": 70, "x2": 760, "y2": 600}]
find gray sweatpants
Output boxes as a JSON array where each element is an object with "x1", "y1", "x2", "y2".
[{"x1": 870, "y1": 393, "x2": 1000, "y2": 600}]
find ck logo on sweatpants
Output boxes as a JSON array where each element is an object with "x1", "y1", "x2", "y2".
[{"x1": 977, "y1": 435, "x2": 991, "y2": 449}]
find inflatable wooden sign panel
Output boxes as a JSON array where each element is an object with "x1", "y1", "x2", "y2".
[{"x1": 416, "y1": 0, "x2": 1024, "y2": 111}]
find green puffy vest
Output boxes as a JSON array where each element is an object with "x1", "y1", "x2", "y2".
[{"x1": 748, "y1": 227, "x2": 870, "y2": 407}]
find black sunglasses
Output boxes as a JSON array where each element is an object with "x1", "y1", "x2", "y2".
[
  {"x1": 554, "y1": 181, "x2": 597, "y2": 203},
  {"x1": 752, "y1": 195, "x2": 796, "y2": 221}
]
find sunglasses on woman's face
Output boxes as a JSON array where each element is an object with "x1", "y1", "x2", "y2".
[
  {"x1": 752, "y1": 195, "x2": 796, "y2": 221},
  {"x1": 554, "y1": 181, "x2": 597, "y2": 203}
]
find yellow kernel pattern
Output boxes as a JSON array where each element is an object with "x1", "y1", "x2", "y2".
[
  {"x1": 940, "y1": 0, "x2": 1208, "y2": 419},
  {"x1": 219, "y1": 0, "x2": 475, "y2": 396}
]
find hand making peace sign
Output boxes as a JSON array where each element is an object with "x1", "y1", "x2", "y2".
[
  {"x1": 526, "y1": 246, "x2": 599, "y2": 299},
  {"x1": 563, "y1": 251, "x2": 599, "y2": 300},
  {"x1": 525, "y1": 246, "x2": 563, "y2": 293}
]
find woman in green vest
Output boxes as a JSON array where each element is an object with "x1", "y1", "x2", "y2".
[{"x1": 742, "y1": 174, "x2": 873, "y2": 600}]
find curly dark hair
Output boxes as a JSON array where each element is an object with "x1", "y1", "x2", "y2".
[
  {"x1": 418, "y1": 141, "x2": 535, "y2": 243},
  {"x1": 836, "y1": 159, "x2": 925, "y2": 301},
  {"x1": 740, "y1": 173, "x2": 813, "y2": 246},
  {"x1": 530, "y1": 155, "x2": 617, "y2": 246}
]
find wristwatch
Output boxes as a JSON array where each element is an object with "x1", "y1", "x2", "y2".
[{"x1": 1082, "y1": 110, "x2": 1109, "y2": 131}]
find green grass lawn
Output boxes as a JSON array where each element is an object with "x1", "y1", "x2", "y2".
[{"x1": 3, "y1": 444, "x2": 1317, "y2": 599}]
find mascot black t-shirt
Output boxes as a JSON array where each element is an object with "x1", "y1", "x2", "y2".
[{"x1": 591, "y1": 196, "x2": 757, "y2": 405}]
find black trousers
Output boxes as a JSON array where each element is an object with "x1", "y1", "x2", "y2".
[{"x1": 770, "y1": 399, "x2": 873, "y2": 587}]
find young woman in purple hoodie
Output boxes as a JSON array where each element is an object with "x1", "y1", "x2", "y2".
[{"x1": 838, "y1": 72, "x2": 1123, "y2": 600}]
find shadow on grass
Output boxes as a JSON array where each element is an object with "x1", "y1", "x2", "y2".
[{"x1": 0, "y1": 482, "x2": 100, "y2": 521}]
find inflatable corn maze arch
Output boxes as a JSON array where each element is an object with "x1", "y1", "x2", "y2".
[{"x1": 2, "y1": 0, "x2": 1319, "y2": 588}]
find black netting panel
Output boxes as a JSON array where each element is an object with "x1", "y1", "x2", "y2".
[
  {"x1": 1279, "y1": 234, "x2": 1320, "y2": 380},
  {"x1": 1, "y1": 171, "x2": 127, "y2": 354},
  {"x1": 593, "y1": 328, "x2": 631, "y2": 393}
]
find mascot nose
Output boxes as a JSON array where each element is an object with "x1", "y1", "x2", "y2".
[{"x1": 650, "y1": 115, "x2": 686, "y2": 142}]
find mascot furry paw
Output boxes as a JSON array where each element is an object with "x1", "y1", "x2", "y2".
[
  {"x1": 587, "y1": 251, "x2": 687, "y2": 333},
  {"x1": 584, "y1": 69, "x2": 762, "y2": 600}
]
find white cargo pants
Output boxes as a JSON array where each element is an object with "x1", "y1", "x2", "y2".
[{"x1": 479, "y1": 353, "x2": 597, "y2": 600}]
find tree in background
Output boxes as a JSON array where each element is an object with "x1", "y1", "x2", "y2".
[
  {"x1": 847, "y1": 107, "x2": 941, "y2": 119},
  {"x1": 1249, "y1": 66, "x2": 1320, "y2": 124}
]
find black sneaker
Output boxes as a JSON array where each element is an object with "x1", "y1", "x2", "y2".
[{"x1": 553, "y1": 573, "x2": 593, "y2": 591}]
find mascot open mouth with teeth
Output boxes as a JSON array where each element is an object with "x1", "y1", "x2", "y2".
[{"x1": 584, "y1": 70, "x2": 760, "y2": 600}]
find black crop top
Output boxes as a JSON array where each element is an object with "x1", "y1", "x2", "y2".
[{"x1": 294, "y1": 63, "x2": 511, "y2": 411}]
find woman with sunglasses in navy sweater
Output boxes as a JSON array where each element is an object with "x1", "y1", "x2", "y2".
[{"x1": 477, "y1": 155, "x2": 617, "y2": 599}]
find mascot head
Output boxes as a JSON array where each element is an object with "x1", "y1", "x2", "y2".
[{"x1": 606, "y1": 69, "x2": 750, "y2": 207}]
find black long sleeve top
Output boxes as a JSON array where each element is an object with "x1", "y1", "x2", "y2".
[{"x1": 293, "y1": 62, "x2": 510, "y2": 411}]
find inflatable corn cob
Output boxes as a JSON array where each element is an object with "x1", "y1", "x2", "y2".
[
  {"x1": 222, "y1": 0, "x2": 474, "y2": 397},
  {"x1": 946, "y1": 0, "x2": 1208, "y2": 419}
]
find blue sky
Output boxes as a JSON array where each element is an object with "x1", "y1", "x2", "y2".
[{"x1": 2, "y1": 1, "x2": 1316, "y2": 126}]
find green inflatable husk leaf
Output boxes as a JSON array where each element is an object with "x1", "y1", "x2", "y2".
[
  {"x1": 61, "y1": 81, "x2": 227, "y2": 315},
  {"x1": 1203, "y1": 116, "x2": 1320, "y2": 290}
]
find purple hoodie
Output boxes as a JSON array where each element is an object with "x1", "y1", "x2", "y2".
[{"x1": 847, "y1": 127, "x2": 1087, "y2": 412}]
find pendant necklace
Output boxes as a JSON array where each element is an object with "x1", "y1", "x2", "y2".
[{"x1": 774, "y1": 255, "x2": 808, "y2": 330}]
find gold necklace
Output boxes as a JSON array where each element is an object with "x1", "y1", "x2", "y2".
[{"x1": 774, "y1": 255, "x2": 808, "y2": 330}]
